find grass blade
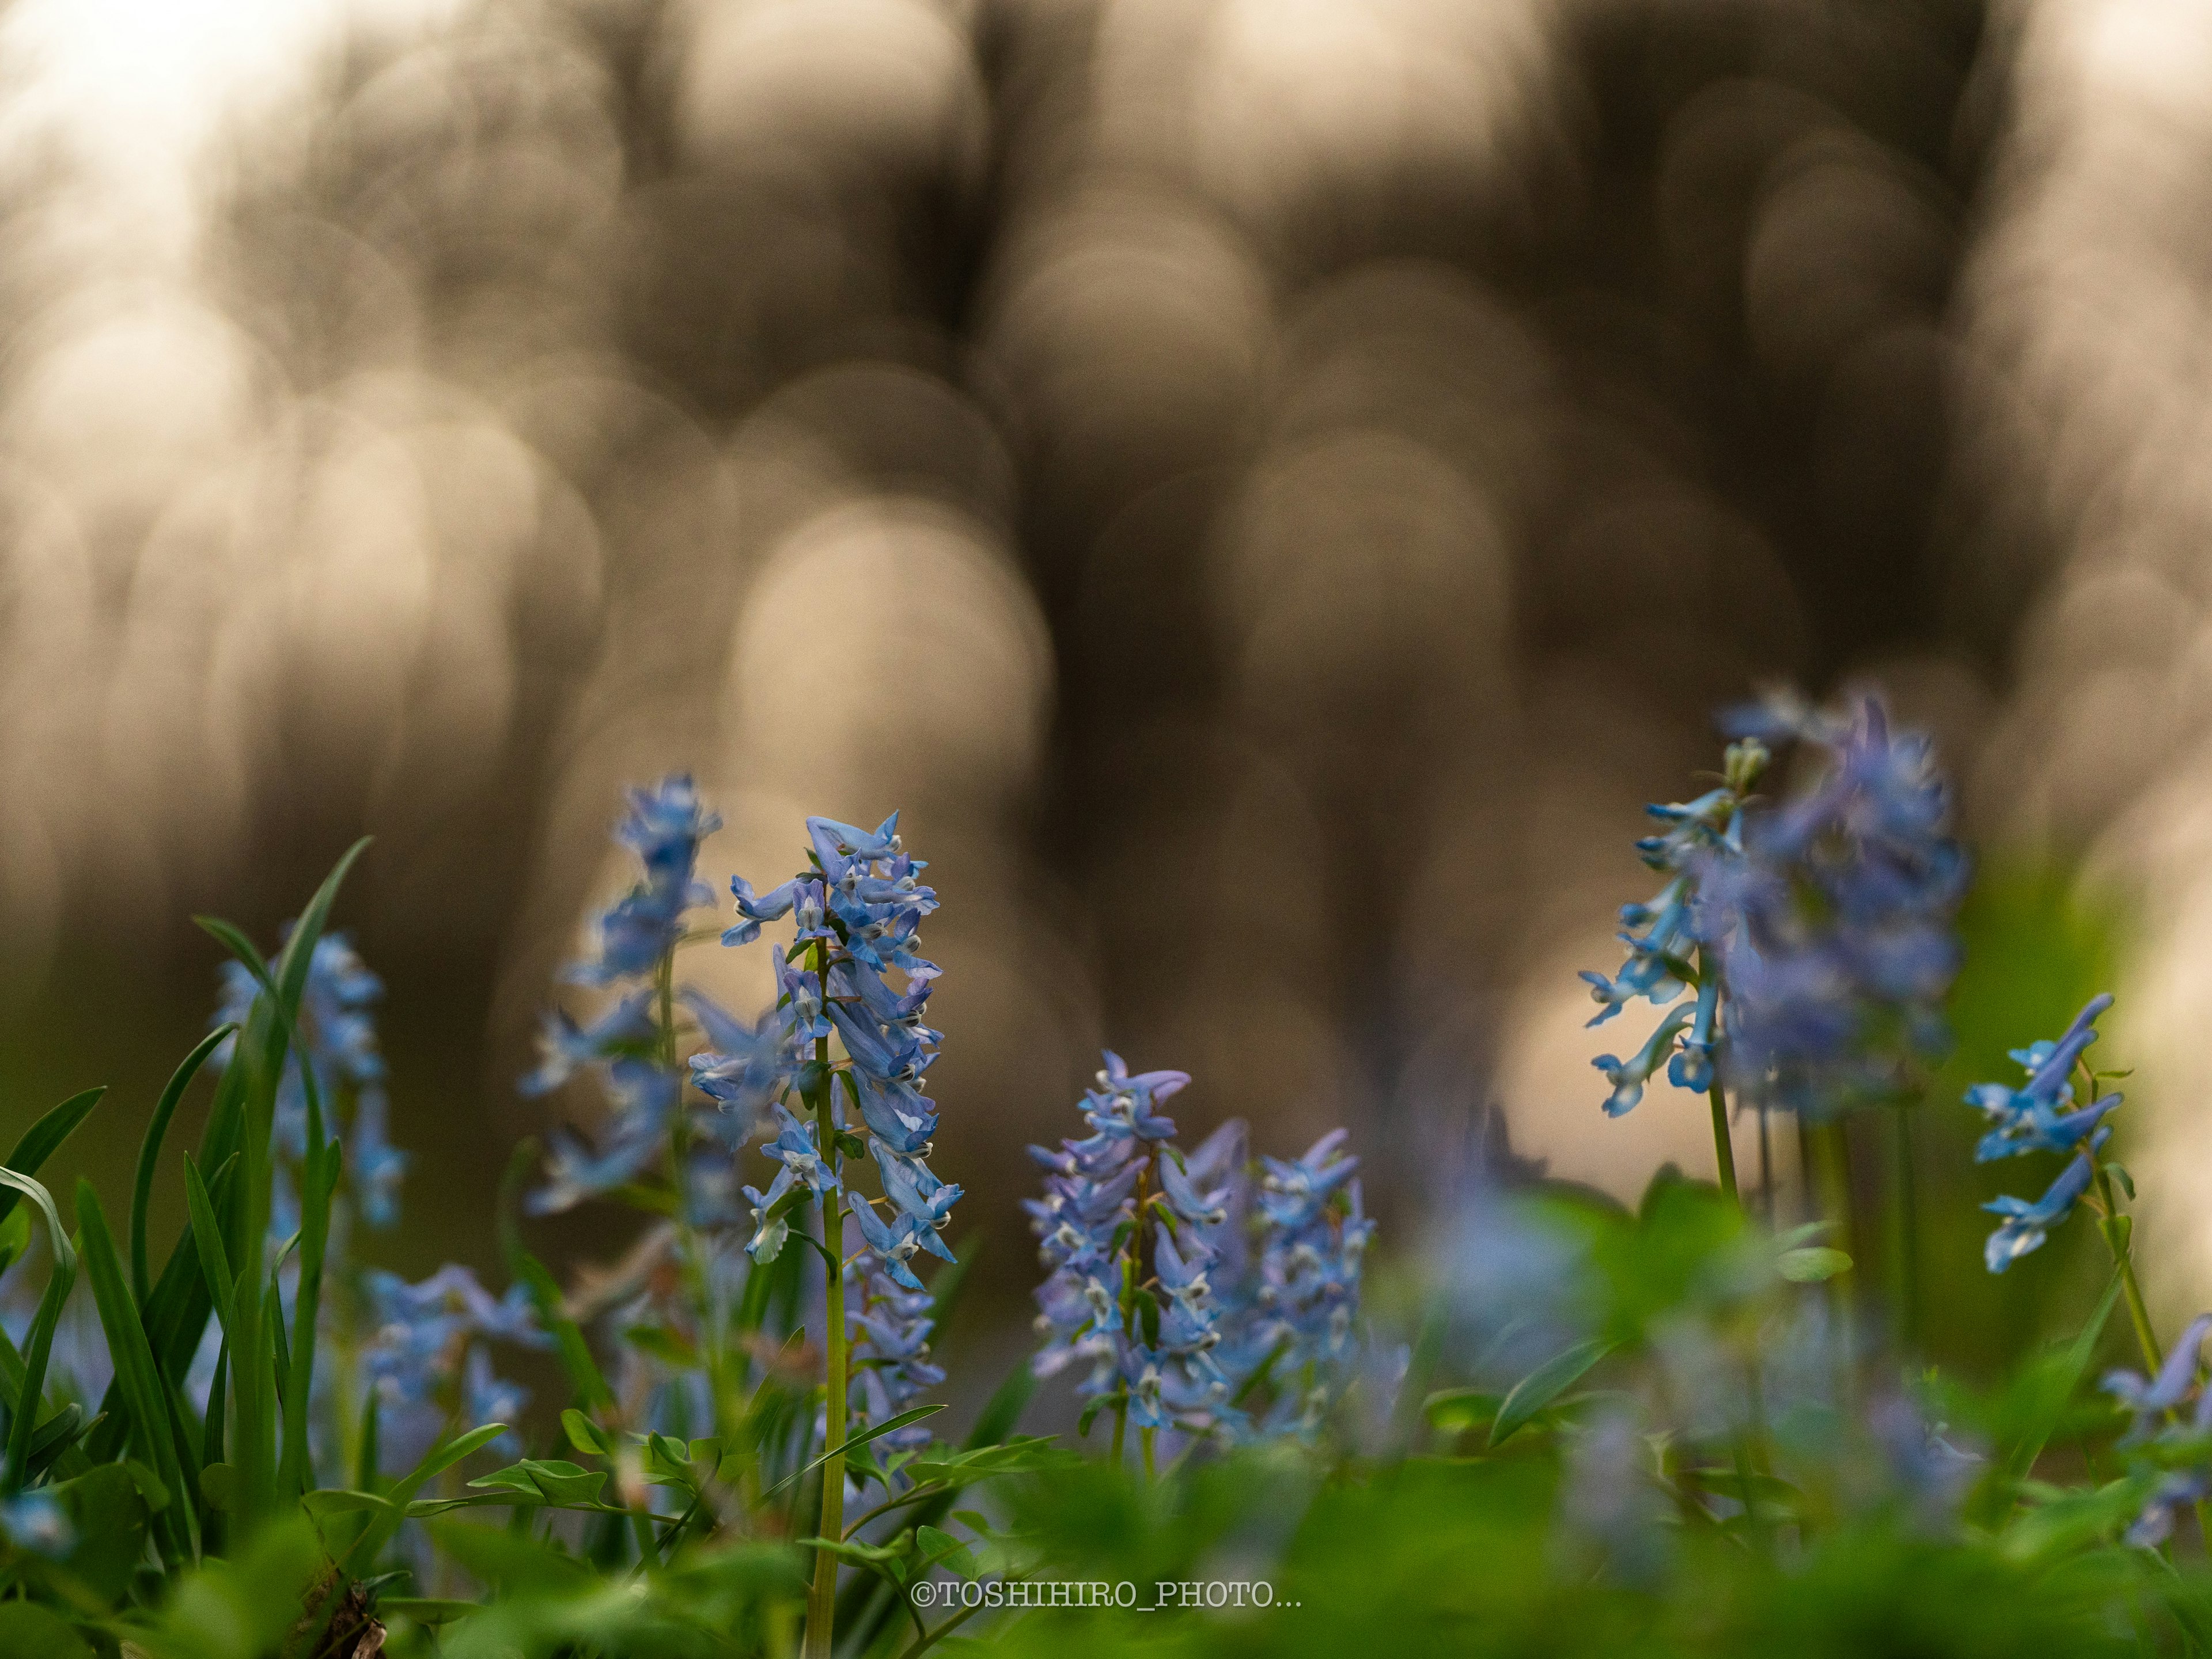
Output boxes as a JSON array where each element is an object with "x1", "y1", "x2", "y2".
[
  {"x1": 75, "y1": 1182, "x2": 198, "y2": 1565},
  {"x1": 760, "y1": 1405, "x2": 946, "y2": 1501},
  {"x1": 279, "y1": 1139, "x2": 342, "y2": 1498},
  {"x1": 131, "y1": 1028, "x2": 234, "y2": 1307},
  {"x1": 0, "y1": 1088, "x2": 105, "y2": 1230},
  {"x1": 0, "y1": 1170, "x2": 75, "y2": 1495},
  {"x1": 344, "y1": 1421, "x2": 510, "y2": 1570},
  {"x1": 1491, "y1": 1337, "x2": 1618, "y2": 1448},
  {"x1": 182, "y1": 1156, "x2": 235, "y2": 1338}
]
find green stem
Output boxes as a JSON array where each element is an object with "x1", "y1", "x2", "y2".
[
  {"x1": 1707, "y1": 1081, "x2": 1738, "y2": 1207},
  {"x1": 1141, "y1": 1426, "x2": 1157, "y2": 1481},
  {"x1": 2097, "y1": 1168, "x2": 2162, "y2": 1374},
  {"x1": 1109, "y1": 1402, "x2": 1126, "y2": 1465},
  {"x1": 805, "y1": 942, "x2": 847, "y2": 1659}
]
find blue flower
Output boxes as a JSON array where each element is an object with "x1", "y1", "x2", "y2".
[
  {"x1": 361, "y1": 1263, "x2": 547, "y2": 1469},
  {"x1": 349, "y1": 1086, "x2": 408, "y2": 1230},
  {"x1": 843, "y1": 1260, "x2": 944, "y2": 1473},
  {"x1": 741, "y1": 1107, "x2": 841, "y2": 1262},
  {"x1": 846, "y1": 1194, "x2": 928, "y2": 1291},
  {"x1": 1969, "y1": 995, "x2": 2120, "y2": 1162},
  {"x1": 519, "y1": 991, "x2": 656, "y2": 1097},
  {"x1": 213, "y1": 927, "x2": 402, "y2": 1231},
  {"x1": 1593, "y1": 1006, "x2": 1695, "y2": 1119},
  {"x1": 1028, "y1": 1054, "x2": 1369, "y2": 1447},
  {"x1": 1584, "y1": 694, "x2": 1966, "y2": 1123},
  {"x1": 0, "y1": 1490, "x2": 73, "y2": 1558},
  {"x1": 1972, "y1": 995, "x2": 2128, "y2": 1273},
  {"x1": 1982, "y1": 1139, "x2": 2106, "y2": 1272},
  {"x1": 528, "y1": 1059, "x2": 677, "y2": 1216},
  {"x1": 566, "y1": 775, "x2": 718, "y2": 987},
  {"x1": 2101, "y1": 1318, "x2": 2212, "y2": 1546}
]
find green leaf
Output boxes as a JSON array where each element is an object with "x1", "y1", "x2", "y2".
[
  {"x1": 1422, "y1": 1388, "x2": 1502, "y2": 1434},
  {"x1": 762, "y1": 1404, "x2": 948, "y2": 1499},
  {"x1": 1991, "y1": 1272, "x2": 2124, "y2": 1513},
  {"x1": 0, "y1": 1088, "x2": 105, "y2": 1231},
  {"x1": 1491, "y1": 1338, "x2": 1619, "y2": 1448},
  {"x1": 0, "y1": 1603, "x2": 93, "y2": 1658},
  {"x1": 465, "y1": 1458, "x2": 610, "y2": 1508},
  {"x1": 1776, "y1": 1247, "x2": 1853, "y2": 1283},
  {"x1": 182, "y1": 1155, "x2": 235, "y2": 1337},
  {"x1": 561, "y1": 1408, "x2": 613, "y2": 1457},
  {"x1": 916, "y1": 1523, "x2": 980, "y2": 1579},
  {"x1": 73, "y1": 1182, "x2": 196, "y2": 1566},
  {"x1": 905, "y1": 1437, "x2": 1081, "y2": 1488},
  {"x1": 378, "y1": 1599, "x2": 478, "y2": 1627},
  {"x1": 51, "y1": 1463, "x2": 149, "y2": 1603},
  {"x1": 130, "y1": 1025, "x2": 232, "y2": 1307},
  {"x1": 0, "y1": 1169, "x2": 75, "y2": 1495},
  {"x1": 343, "y1": 1420, "x2": 510, "y2": 1570},
  {"x1": 200, "y1": 1461, "x2": 237, "y2": 1512},
  {"x1": 964, "y1": 1352, "x2": 1036, "y2": 1450}
]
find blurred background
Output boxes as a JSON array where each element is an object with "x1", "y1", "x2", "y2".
[{"x1": 0, "y1": 0, "x2": 2205, "y2": 1384}]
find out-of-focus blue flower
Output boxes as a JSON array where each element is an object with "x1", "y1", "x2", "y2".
[
  {"x1": 528, "y1": 1059, "x2": 678, "y2": 1216},
  {"x1": 1582, "y1": 693, "x2": 1965, "y2": 1123},
  {"x1": 1983, "y1": 1140, "x2": 2106, "y2": 1272},
  {"x1": 520, "y1": 991, "x2": 657, "y2": 1098},
  {"x1": 2103, "y1": 1317, "x2": 2212, "y2": 1546},
  {"x1": 1705, "y1": 698, "x2": 1966, "y2": 1117},
  {"x1": 2105, "y1": 1315, "x2": 2212, "y2": 1430},
  {"x1": 361, "y1": 1263, "x2": 548, "y2": 1472},
  {"x1": 683, "y1": 990, "x2": 802, "y2": 1129},
  {"x1": 214, "y1": 927, "x2": 402, "y2": 1230},
  {"x1": 567, "y1": 776, "x2": 719, "y2": 987},
  {"x1": 844, "y1": 1260, "x2": 944, "y2": 1475},
  {"x1": 0, "y1": 1489, "x2": 73, "y2": 1558},
  {"x1": 350, "y1": 1086, "x2": 408, "y2": 1230}
]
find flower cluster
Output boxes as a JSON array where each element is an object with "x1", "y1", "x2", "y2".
[
  {"x1": 1581, "y1": 740, "x2": 1764, "y2": 1113},
  {"x1": 1969, "y1": 994, "x2": 2122, "y2": 1272},
  {"x1": 1583, "y1": 693, "x2": 1965, "y2": 1121},
  {"x1": 360, "y1": 1263, "x2": 550, "y2": 1467},
  {"x1": 214, "y1": 931, "x2": 407, "y2": 1230},
  {"x1": 698, "y1": 814, "x2": 957, "y2": 1294},
  {"x1": 845, "y1": 1261, "x2": 944, "y2": 1458},
  {"x1": 2103, "y1": 1315, "x2": 2212, "y2": 1546},
  {"x1": 1251, "y1": 1130, "x2": 1372, "y2": 1435},
  {"x1": 1706, "y1": 695, "x2": 1966, "y2": 1116},
  {"x1": 521, "y1": 775, "x2": 719, "y2": 1217},
  {"x1": 1028, "y1": 1055, "x2": 1370, "y2": 1447}
]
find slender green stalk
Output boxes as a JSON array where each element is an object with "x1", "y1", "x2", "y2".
[
  {"x1": 1707, "y1": 1081, "x2": 1738, "y2": 1207},
  {"x1": 804, "y1": 940, "x2": 848, "y2": 1659},
  {"x1": 1141, "y1": 1426, "x2": 1157, "y2": 1480},
  {"x1": 2096, "y1": 1168, "x2": 2162, "y2": 1374}
]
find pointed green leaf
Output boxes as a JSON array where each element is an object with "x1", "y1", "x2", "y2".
[
  {"x1": 73, "y1": 1183, "x2": 196, "y2": 1565},
  {"x1": 130, "y1": 1026, "x2": 232, "y2": 1306},
  {"x1": 1777, "y1": 1247, "x2": 1853, "y2": 1283},
  {"x1": 0, "y1": 1088, "x2": 104, "y2": 1230},
  {"x1": 762, "y1": 1404, "x2": 947, "y2": 1499},
  {"x1": 1491, "y1": 1338, "x2": 1619, "y2": 1448}
]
